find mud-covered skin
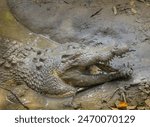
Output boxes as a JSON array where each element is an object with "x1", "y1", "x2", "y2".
[{"x1": 0, "y1": 37, "x2": 132, "y2": 97}]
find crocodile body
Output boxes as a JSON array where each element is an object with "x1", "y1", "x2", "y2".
[{"x1": 0, "y1": 37, "x2": 132, "y2": 97}]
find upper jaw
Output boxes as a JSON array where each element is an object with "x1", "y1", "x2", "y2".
[{"x1": 59, "y1": 55, "x2": 133, "y2": 86}]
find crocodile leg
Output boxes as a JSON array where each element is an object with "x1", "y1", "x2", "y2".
[{"x1": 40, "y1": 76, "x2": 77, "y2": 97}]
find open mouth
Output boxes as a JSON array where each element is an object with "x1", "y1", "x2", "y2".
[
  {"x1": 60, "y1": 62, "x2": 119, "y2": 87},
  {"x1": 86, "y1": 63, "x2": 117, "y2": 75}
]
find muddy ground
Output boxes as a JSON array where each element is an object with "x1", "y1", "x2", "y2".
[{"x1": 0, "y1": 0, "x2": 150, "y2": 109}]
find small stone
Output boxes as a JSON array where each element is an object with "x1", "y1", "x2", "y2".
[
  {"x1": 110, "y1": 107, "x2": 119, "y2": 110},
  {"x1": 112, "y1": 6, "x2": 117, "y2": 15},
  {"x1": 131, "y1": 8, "x2": 137, "y2": 14},
  {"x1": 12, "y1": 41, "x2": 17, "y2": 45},
  {"x1": 146, "y1": 3, "x2": 150, "y2": 6}
]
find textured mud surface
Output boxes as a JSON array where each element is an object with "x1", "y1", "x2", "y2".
[{"x1": 0, "y1": 0, "x2": 150, "y2": 109}]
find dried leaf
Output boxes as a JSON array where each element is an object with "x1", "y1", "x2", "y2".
[
  {"x1": 127, "y1": 106, "x2": 137, "y2": 110},
  {"x1": 131, "y1": 8, "x2": 137, "y2": 14},
  {"x1": 146, "y1": 3, "x2": 150, "y2": 6},
  {"x1": 145, "y1": 99, "x2": 150, "y2": 107},
  {"x1": 137, "y1": 107, "x2": 146, "y2": 110},
  {"x1": 130, "y1": 0, "x2": 136, "y2": 6},
  {"x1": 109, "y1": 106, "x2": 119, "y2": 110},
  {"x1": 112, "y1": 6, "x2": 117, "y2": 15},
  {"x1": 115, "y1": 100, "x2": 128, "y2": 109}
]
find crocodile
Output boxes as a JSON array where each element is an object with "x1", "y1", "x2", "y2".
[{"x1": 0, "y1": 37, "x2": 132, "y2": 98}]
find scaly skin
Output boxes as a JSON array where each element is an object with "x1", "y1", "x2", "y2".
[{"x1": 0, "y1": 37, "x2": 132, "y2": 97}]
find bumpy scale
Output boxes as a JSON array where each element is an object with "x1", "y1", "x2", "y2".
[{"x1": 0, "y1": 37, "x2": 132, "y2": 97}]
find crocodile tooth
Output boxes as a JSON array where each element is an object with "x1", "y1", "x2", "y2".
[
  {"x1": 102, "y1": 72, "x2": 107, "y2": 75},
  {"x1": 110, "y1": 72, "x2": 117, "y2": 75},
  {"x1": 89, "y1": 65, "x2": 102, "y2": 75}
]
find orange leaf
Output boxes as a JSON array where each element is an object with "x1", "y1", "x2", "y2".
[{"x1": 115, "y1": 101, "x2": 128, "y2": 109}]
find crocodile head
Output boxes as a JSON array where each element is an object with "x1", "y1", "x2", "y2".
[
  {"x1": 51, "y1": 42, "x2": 133, "y2": 88},
  {"x1": 0, "y1": 37, "x2": 132, "y2": 97}
]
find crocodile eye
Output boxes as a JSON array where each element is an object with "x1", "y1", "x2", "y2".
[{"x1": 62, "y1": 55, "x2": 71, "y2": 59}]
